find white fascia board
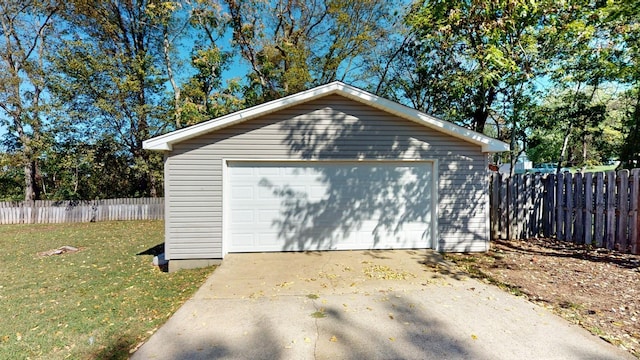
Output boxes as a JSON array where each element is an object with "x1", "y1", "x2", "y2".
[{"x1": 143, "y1": 81, "x2": 510, "y2": 153}]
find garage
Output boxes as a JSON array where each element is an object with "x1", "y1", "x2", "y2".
[
  {"x1": 226, "y1": 161, "x2": 435, "y2": 253},
  {"x1": 143, "y1": 81, "x2": 509, "y2": 271}
]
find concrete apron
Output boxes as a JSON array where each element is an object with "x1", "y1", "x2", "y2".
[{"x1": 131, "y1": 250, "x2": 634, "y2": 360}]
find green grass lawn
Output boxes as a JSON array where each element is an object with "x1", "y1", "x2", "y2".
[
  {"x1": 0, "y1": 221, "x2": 214, "y2": 360},
  {"x1": 580, "y1": 164, "x2": 618, "y2": 173}
]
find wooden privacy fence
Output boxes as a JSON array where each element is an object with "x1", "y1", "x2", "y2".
[
  {"x1": 490, "y1": 169, "x2": 640, "y2": 254},
  {"x1": 0, "y1": 198, "x2": 164, "y2": 225}
]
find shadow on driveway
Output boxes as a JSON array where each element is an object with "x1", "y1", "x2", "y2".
[{"x1": 131, "y1": 250, "x2": 634, "y2": 360}]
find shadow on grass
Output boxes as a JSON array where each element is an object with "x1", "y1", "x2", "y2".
[
  {"x1": 137, "y1": 243, "x2": 168, "y2": 272},
  {"x1": 137, "y1": 243, "x2": 165, "y2": 256},
  {"x1": 91, "y1": 334, "x2": 137, "y2": 360}
]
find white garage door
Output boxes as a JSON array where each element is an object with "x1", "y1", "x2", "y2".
[{"x1": 226, "y1": 161, "x2": 434, "y2": 253}]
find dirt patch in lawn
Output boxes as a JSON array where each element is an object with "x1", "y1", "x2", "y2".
[{"x1": 445, "y1": 238, "x2": 640, "y2": 357}]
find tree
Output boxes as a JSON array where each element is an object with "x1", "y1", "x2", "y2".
[
  {"x1": 0, "y1": 0, "x2": 60, "y2": 201},
  {"x1": 401, "y1": 0, "x2": 548, "y2": 134},
  {"x1": 605, "y1": 0, "x2": 640, "y2": 168},
  {"x1": 50, "y1": 0, "x2": 174, "y2": 197},
  {"x1": 178, "y1": 0, "x2": 244, "y2": 126},
  {"x1": 526, "y1": 89, "x2": 613, "y2": 168},
  {"x1": 0, "y1": 148, "x2": 24, "y2": 201},
  {"x1": 534, "y1": 0, "x2": 625, "y2": 170},
  {"x1": 224, "y1": 0, "x2": 396, "y2": 104}
]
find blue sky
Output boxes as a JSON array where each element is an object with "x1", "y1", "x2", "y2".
[{"x1": 0, "y1": 26, "x2": 250, "y2": 148}]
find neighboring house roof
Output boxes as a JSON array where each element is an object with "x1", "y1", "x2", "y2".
[{"x1": 143, "y1": 81, "x2": 510, "y2": 153}]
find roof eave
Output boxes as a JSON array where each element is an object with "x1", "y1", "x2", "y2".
[{"x1": 142, "y1": 81, "x2": 510, "y2": 153}]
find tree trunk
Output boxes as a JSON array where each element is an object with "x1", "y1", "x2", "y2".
[
  {"x1": 163, "y1": 26, "x2": 181, "y2": 129},
  {"x1": 471, "y1": 87, "x2": 496, "y2": 134},
  {"x1": 24, "y1": 160, "x2": 40, "y2": 201},
  {"x1": 582, "y1": 123, "x2": 588, "y2": 171},
  {"x1": 558, "y1": 122, "x2": 573, "y2": 172},
  {"x1": 149, "y1": 171, "x2": 158, "y2": 198}
]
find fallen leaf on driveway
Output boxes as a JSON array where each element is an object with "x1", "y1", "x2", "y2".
[{"x1": 330, "y1": 335, "x2": 338, "y2": 342}]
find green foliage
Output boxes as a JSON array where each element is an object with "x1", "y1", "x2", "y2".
[
  {"x1": 179, "y1": 46, "x2": 244, "y2": 125},
  {"x1": 4, "y1": 0, "x2": 640, "y2": 200},
  {"x1": 48, "y1": 0, "x2": 174, "y2": 197},
  {"x1": 0, "y1": 152, "x2": 24, "y2": 201},
  {"x1": 526, "y1": 88, "x2": 620, "y2": 167},
  {"x1": 0, "y1": 1, "x2": 61, "y2": 200},
  {"x1": 397, "y1": 0, "x2": 547, "y2": 134},
  {"x1": 224, "y1": 0, "x2": 396, "y2": 105}
]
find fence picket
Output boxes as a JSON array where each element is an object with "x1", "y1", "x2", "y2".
[
  {"x1": 617, "y1": 170, "x2": 630, "y2": 251},
  {"x1": 508, "y1": 175, "x2": 515, "y2": 240},
  {"x1": 490, "y1": 174, "x2": 499, "y2": 239},
  {"x1": 544, "y1": 174, "x2": 555, "y2": 237},
  {"x1": 584, "y1": 173, "x2": 593, "y2": 246},
  {"x1": 605, "y1": 171, "x2": 616, "y2": 250},
  {"x1": 574, "y1": 172, "x2": 584, "y2": 244},
  {"x1": 631, "y1": 169, "x2": 640, "y2": 254},
  {"x1": 556, "y1": 173, "x2": 565, "y2": 240},
  {"x1": 515, "y1": 175, "x2": 524, "y2": 239},
  {"x1": 595, "y1": 173, "x2": 605, "y2": 247},
  {"x1": 531, "y1": 175, "x2": 542, "y2": 236},
  {"x1": 564, "y1": 173, "x2": 574, "y2": 241},
  {"x1": 500, "y1": 173, "x2": 508, "y2": 240}
]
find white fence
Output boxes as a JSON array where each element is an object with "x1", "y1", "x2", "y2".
[{"x1": 0, "y1": 198, "x2": 164, "y2": 224}]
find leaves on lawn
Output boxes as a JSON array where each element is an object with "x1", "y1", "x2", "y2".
[{"x1": 0, "y1": 221, "x2": 213, "y2": 360}]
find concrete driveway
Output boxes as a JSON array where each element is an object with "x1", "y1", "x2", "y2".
[{"x1": 131, "y1": 250, "x2": 633, "y2": 360}]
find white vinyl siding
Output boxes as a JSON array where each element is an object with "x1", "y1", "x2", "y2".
[{"x1": 164, "y1": 95, "x2": 488, "y2": 259}]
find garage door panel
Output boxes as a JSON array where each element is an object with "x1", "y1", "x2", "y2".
[
  {"x1": 232, "y1": 233, "x2": 255, "y2": 247},
  {"x1": 227, "y1": 162, "x2": 433, "y2": 252},
  {"x1": 230, "y1": 210, "x2": 254, "y2": 225},
  {"x1": 264, "y1": 233, "x2": 284, "y2": 246},
  {"x1": 258, "y1": 167, "x2": 279, "y2": 176},
  {"x1": 230, "y1": 186, "x2": 253, "y2": 199}
]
